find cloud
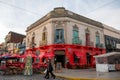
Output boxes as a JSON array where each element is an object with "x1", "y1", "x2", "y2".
[
  {"x1": 0, "y1": 0, "x2": 120, "y2": 43},
  {"x1": 85, "y1": 6, "x2": 120, "y2": 30},
  {"x1": 0, "y1": 23, "x2": 11, "y2": 43}
]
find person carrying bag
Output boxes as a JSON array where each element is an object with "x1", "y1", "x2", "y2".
[{"x1": 44, "y1": 59, "x2": 56, "y2": 79}]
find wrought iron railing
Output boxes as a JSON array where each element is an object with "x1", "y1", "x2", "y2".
[
  {"x1": 39, "y1": 40, "x2": 47, "y2": 46},
  {"x1": 72, "y1": 37, "x2": 82, "y2": 44},
  {"x1": 96, "y1": 43, "x2": 104, "y2": 48}
]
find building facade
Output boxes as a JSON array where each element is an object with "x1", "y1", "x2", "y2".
[
  {"x1": 26, "y1": 7, "x2": 106, "y2": 68},
  {"x1": 5, "y1": 31, "x2": 26, "y2": 54}
]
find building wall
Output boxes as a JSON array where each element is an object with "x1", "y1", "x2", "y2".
[
  {"x1": 26, "y1": 17, "x2": 105, "y2": 49},
  {"x1": 7, "y1": 43, "x2": 18, "y2": 53},
  {"x1": 26, "y1": 19, "x2": 53, "y2": 49},
  {"x1": 103, "y1": 24, "x2": 120, "y2": 39},
  {"x1": 25, "y1": 7, "x2": 107, "y2": 68},
  {"x1": 66, "y1": 18, "x2": 104, "y2": 47},
  {"x1": 5, "y1": 31, "x2": 25, "y2": 43}
]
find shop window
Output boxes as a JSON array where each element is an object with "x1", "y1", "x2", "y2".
[
  {"x1": 72, "y1": 25, "x2": 79, "y2": 44},
  {"x1": 54, "y1": 29, "x2": 64, "y2": 43}
]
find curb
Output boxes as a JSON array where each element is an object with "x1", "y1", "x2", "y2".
[
  {"x1": 55, "y1": 74, "x2": 120, "y2": 80},
  {"x1": 40, "y1": 72, "x2": 120, "y2": 80},
  {"x1": 56, "y1": 75, "x2": 94, "y2": 80}
]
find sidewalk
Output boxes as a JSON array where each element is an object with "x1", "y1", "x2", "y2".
[{"x1": 54, "y1": 68, "x2": 120, "y2": 80}]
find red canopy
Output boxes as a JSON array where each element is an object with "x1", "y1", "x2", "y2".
[
  {"x1": 38, "y1": 52, "x2": 45, "y2": 58},
  {"x1": 1, "y1": 53, "x2": 11, "y2": 57},
  {"x1": 44, "y1": 53, "x2": 54, "y2": 59}
]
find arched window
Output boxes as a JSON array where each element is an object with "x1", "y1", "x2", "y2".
[
  {"x1": 96, "y1": 31, "x2": 100, "y2": 45},
  {"x1": 27, "y1": 38, "x2": 29, "y2": 47},
  {"x1": 85, "y1": 28, "x2": 90, "y2": 46},
  {"x1": 32, "y1": 32, "x2": 35, "y2": 44},
  {"x1": 72, "y1": 25, "x2": 79, "y2": 44}
]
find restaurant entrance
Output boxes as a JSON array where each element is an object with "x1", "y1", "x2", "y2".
[{"x1": 54, "y1": 50, "x2": 65, "y2": 67}]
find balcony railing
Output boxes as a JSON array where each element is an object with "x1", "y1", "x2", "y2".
[
  {"x1": 106, "y1": 44, "x2": 116, "y2": 49},
  {"x1": 18, "y1": 44, "x2": 26, "y2": 48},
  {"x1": 29, "y1": 42, "x2": 36, "y2": 48},
  {"x1": 39, "y1": 40, "x2": 47, "y2": 46},
  {"x1": 54, "y1": 38, "x2": 65, "y2": 44},
  {"x1": 72, "y1": 37, "x2": 82, "y2": 45},
  {"x1": 96, "y1": 43, "x2": 104, "y2": 48}
]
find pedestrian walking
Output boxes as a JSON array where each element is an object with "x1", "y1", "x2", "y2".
[{"x1": 44, "y1": 59, "x2": 56, "y2": 79}]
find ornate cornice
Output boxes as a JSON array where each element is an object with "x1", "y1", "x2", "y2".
[{"x1": 26, "y1": 7, "x2": 103, "y2": 32}]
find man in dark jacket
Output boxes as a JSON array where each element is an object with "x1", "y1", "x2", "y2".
[{"x1": 44, "y1": 59, "x2": 56, "y2": 79}]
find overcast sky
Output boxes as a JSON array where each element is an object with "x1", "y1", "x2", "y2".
[{"x1": 0, "y1": 0, "x2": 120, "y2": 43}]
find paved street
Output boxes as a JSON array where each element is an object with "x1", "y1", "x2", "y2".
[
  {"x1": 0, "y1": 74, "x2": 65, "y2": 80},
  {"x1": 55, "y1": 68, "x2": 120, "y2": 80}
]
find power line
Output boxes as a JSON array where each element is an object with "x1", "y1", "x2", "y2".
[
  {"x1": 85, "y1": 0, "x2": 117, "y2": 15},
  {"x1": 0, "y1": 1, "x2": 42, "y2": 16}
]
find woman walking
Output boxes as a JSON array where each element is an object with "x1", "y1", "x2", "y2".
[{"x1": 44, "y1": 59, "x2": 56, "y2": 79}]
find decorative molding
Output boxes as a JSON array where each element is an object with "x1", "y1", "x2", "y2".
[{"x1": 85, "y1": 28, "x2": 90, "y2": 33}]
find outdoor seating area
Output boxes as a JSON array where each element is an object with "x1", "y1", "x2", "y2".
[{"x1": 0, "y1": 52, "x2": 47, "y2": 75}]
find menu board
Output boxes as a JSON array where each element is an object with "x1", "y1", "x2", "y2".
[{"x1": 55, "y1": 62, "x2": 62, "y2": 73}]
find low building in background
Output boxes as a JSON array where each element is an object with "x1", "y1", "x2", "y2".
[
  {"x1": 5, "y1": 31, "x2": 26, "y2": 54},
  {"x1": 18, "y1": 37, "x2": 26, "y2": 55}
]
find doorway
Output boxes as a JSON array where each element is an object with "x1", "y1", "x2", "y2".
[
  {"x1": 86, "y1": 52, "x2": 91, "y2": 65},
  {"x1": 54, "y1": 50, "x2": 65, "y2": 67}
]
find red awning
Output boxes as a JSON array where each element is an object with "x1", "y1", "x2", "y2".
[
  {"x1": 38, "y1": 52, "x2": 45, "y2": 58},
  {"x1": 1, "y1": 53, "x2": 11, "y2": 57},
  {"x1": 21, "y1": 52, "x2": 37, "y2": 58},
  {"x1": 44, "y1": 53, "x2": 54, "y2": 59}
]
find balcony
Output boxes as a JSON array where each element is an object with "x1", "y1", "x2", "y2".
[
  {"x1": 18, "y1": 43, "x2": 26, "y2": 48},
  {"x1": 72, "y1": 37, "x2": 82, "y2": 45},
  {"x1": 54, "y1": 39, "x2": 65, "y2": 44},
  {"x1": 106, "y1": 44, "x2": 116, "y2": 49},
  {"x1": 96, "y1": 43, "x2": 104, "y2": 48},
  {"x1": 39, "y1": 40, "x2": 47, "y2": 46},
  {"x1": 29, "y1": 42, "x2": 36, "y2": 48}
]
